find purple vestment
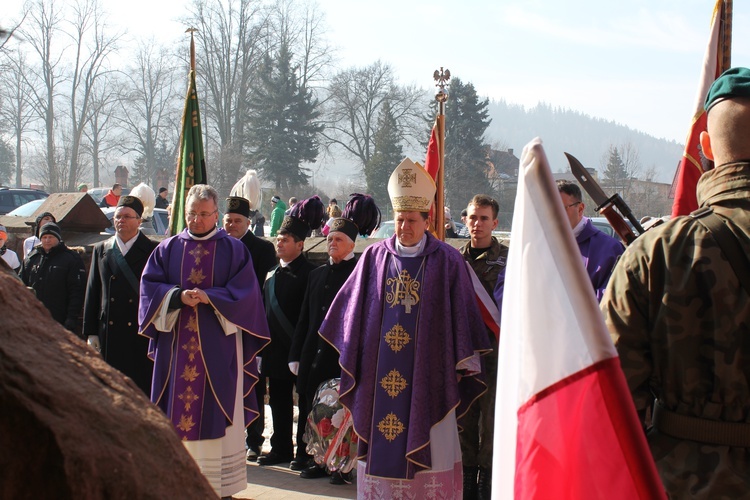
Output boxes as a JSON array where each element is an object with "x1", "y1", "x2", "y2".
[
  {"x1": 319, "y1": 232, "x2": 490, "y2": 479},
  {"x1": 138, "y1": 229, "x2": 270, "y2": 440},
  {"x1": 576, "y1": 218, "x2": 625, "y2": 301}
]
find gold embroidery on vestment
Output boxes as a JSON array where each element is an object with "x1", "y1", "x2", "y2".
[
  {"x1": 186, "y1": 314, "x2": 198, "y2": 333},
  {"x1": 385, "y1": 269, "x2": 420, "y2": 313},
  {"x1": 177, "y1": 413, "x2": 196, "y2": 433},
  {"x1": 384, "y1": 324, "x2": 411, "y2": 352},
  {"x1": 188, "y1": 267, "x2": 206, "y2": 285},
  {"x1": 181, "y1": 364, "x2": 200, "y2": 382},
  {"x1": 183, "y1": 336, "x2": 200, "y2": 361},
  {"x1": 377, "y1": 412, "x2": 405, "y2": 442},
  {"x1": 189, "y1": 243, "x2": 210, "y2": 265},
  {"x1": 380, "y1": 369, "x2": 408, "y2": 398},
  {"x1": 179, "y1": 385, "x2": 200, "y2": 411}
]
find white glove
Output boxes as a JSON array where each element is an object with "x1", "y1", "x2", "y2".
[
  {"x1": 288, "y1": 361, "x2": 299, "y2": 376},
  {"x1": 256, "y1": 357, "x2": 262, "y2": 372},
  {"x1": 87, "y1": 335, "x2": 101, "y2": 353}
]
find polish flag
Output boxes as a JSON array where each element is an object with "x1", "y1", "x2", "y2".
[
  {"x1": 670, "y1": 0, "x2": 731, "y2": 217},
  {"x1": 493, "y1": 138, "x2": 666, "y2": 499},
  {"x1": 465, "y1": 261, "x2": 500, "y2": 341}
]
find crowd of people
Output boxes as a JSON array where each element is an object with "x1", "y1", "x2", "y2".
[{"x1": 4, "y1": 67, "x2": 750, "y2": 500}]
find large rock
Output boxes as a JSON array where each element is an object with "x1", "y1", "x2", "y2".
[{"x1": 0, "y1": 262, "x2": 216, "y2": 499}]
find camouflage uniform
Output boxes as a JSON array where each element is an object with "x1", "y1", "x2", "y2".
[
  {"x1": 458, "y1": 236, "x2": 508, "y2": 467},
  {"x1": 601, "y1": 162, "x2": 750, "y2": 499}
]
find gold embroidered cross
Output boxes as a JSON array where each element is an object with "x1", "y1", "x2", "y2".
[
  {"x1": 377, "y1": 412, "x2": 405, "y2": 442},
  {"x1": 186, "y1": 314, "x2": 198, "y2": 333},
  {"x1": 189, "y1": 244, "x2": 209, "y2": 264},
  {"x1": 182, "y1": 336, "x2": 200, "y2": 361},
  {"x1": 380, "y1": 369, "x2": 408, "y2": 398},
  {"x1": 188, "y1": 267, "x2": 206, "y2": 285},
  {"x1": 398, "y1": 169, "x2": 417, "y2": 187},
  {"x1": 179, "y1": 386, "x2": 200, "y2": 411},
  {"x1": 384, "y1": 324, "x2": 411, "y2": 352}
]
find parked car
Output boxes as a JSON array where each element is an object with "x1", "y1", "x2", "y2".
[
  {"x1": 101, "y1": 207, "x2": 169, "y2": 236},
  {"x1": 6, "y1": 198, "x2": 47, "y2": 217},
  {"x1": 88, "y1": 186, "x2": 131, "y2": 206},
  {"x1": 590, "y1": 216, "x2": 635, "y2": 244},
  {"x1": 0, "y1": 187, "x2": 49, "y2": 215}
]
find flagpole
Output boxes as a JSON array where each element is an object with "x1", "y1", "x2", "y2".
[
  {"x1": 434, "y1": 68, "x2": 450, "y2": 241},
  {"x1": 720, "y1": 0, "x2": 732, "y2": 71}
]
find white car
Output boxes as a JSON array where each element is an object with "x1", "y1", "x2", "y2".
[{"x1": 102, "y1": 207, "x2": 169, "y2": 236}]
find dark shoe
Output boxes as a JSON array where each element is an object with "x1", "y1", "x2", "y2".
[
  {"x1": 300, "y1": 464, "x2": 328, "y2": 479},
  {"x1": 477, "y1": 466, "x2": 492, "y2": 500},
  {"x1": 257, "y1": 451, "x2": 293, "y2": 466},
  {"x1": 330, "y1": 471, "x2": 353, "y2": 485},
  {"x1": 463, "y1": 466, "x2": 478, "y2": 500},
  {"x1": 290, "y1": 456, "x2": 312, "y2": 471},
  {"x1": 245, "y1": 446, "x2": 260, "y2": 462}
]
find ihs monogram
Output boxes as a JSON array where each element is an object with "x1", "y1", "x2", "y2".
[{"x1": 386, "y1": 269, "x2": 420, "y2": 313}]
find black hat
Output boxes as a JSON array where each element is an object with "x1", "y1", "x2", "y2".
[
  {"x1": 39, "y1": 222, "x2": 62, "y2": 241},
  {"x1": 30, "y1": 212, "x2": 56, "y2": 237},
  {"x1": 116, "y1": 195, "x2": 144, "y2": 218},
  {"x1": 225, "y1": 196, "x2": 250, "y2": 218},
  {"x1": 329, "y1": 217, "x2": 359, "y2": 241},
  {"x1": 279, "y1": 215, "x2": 310, "y2": 241},
  {"x1": 158, "y1": 187, "x2": 168, "y2": 194}
]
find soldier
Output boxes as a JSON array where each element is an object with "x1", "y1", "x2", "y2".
[
  {"x1": 458, "y1": 195, "x2": 507, "y2": 500},
  {"x1": 83, "y1": 195, "x2": 157, "y2": 395},
  {"x1": 601, "y1": 67, "x2": 750, "y2": 497}
]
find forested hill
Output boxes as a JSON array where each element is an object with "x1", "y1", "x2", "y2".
[{"x1": 484, "y1": 100, "x2": 685, "y2": 183}]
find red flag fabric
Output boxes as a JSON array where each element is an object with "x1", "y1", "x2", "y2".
[
  {"x1": 494, "y1": 138, "x2": 666, "y2": 499},
  {"x1": 424, "y1": 120, "x2": 440, "y2": 181},
  {"x1": 465, "y1": 261, "x2": 500, "y2": 341},
  {"x1": 671, "y1": 0, "x2": 729, "y2": 217}
]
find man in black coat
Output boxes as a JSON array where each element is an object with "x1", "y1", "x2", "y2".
[
  {"x1": 289, "y1": 217, "x2": 359, "y2": 483},
  {"x1": 82, "y1": 196, "x2": 157, "y2": 396},
  {"x1": 20, "y1": 222, "x2": 86, "y2": 331},
  {"x1": 257, "y1": 213, "x2": 317, "y2": 469},
  {"x1": 223, "y1": 196, "x2": 278, "y2": 461}
]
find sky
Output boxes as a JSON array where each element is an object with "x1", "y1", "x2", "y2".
[{"x1": 3, "y1": 0, "x2": 750, "y2": 145}]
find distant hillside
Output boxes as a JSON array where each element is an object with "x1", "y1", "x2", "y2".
[{"x1": 484, "y1": 100, "x2": 684, "y2": 184}]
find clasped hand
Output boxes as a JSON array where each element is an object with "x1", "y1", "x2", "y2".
[{"x1": 181, "y1": 288, "x2": 209, "y2": 307}]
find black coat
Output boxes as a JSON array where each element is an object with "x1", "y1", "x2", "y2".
[
  {"x1": 262, "y1": 254, "x2": 316, "y2": 379},
  {"x1": 20, "y1": 242, "x2": 86, "y2": 329},
  {"x1": 82, "y1": 232, "x2": 157, "y2": 394},
  {"x1": 290, "y1": 257, "x2": 358, "y2": 405},
  {"x1": 240, "y1": 230, "x2": 277, "y2": 292}
]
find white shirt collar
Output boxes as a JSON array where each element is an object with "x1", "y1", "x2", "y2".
[
  {"x1": 188, "y1": 227, "x2": 218, "y2": 241},
  {"x1": 395, "y1": 233, "x2": 427, "y2": 257},
  {"x1": 572, "y1": 216, "x2": 588, "y2": 237},
  {"x1": 329, "y1": 251, "x2": 355, "y2": 265},
  {"x1": 115, "y1": 231, "x2": 140, "y2": 256}
]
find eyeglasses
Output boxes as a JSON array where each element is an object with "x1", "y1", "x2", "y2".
[
  {"x1": 114, "y1": 215, "x2": 140, "y2": 220},
  {"x1": 565, "y1": 201, "x2": 581, "y2": 209},
  {"x1": 187, "y1": 210, "x2": 218, "y2": 220}
]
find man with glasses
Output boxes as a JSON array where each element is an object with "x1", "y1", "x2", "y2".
[
  {"x1": 138, "y1": 184, "x2": 270, "y2": 499},
  {"x1": 557, "y1": 179, "x2": 623, "y2": 301},
  {"x1": 83, "y1": 195, "x2": 157, "y2": 395}
]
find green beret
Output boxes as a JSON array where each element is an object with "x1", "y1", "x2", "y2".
[{"x1": 705, "y1": 67, "x2": 750, "y2": 111}]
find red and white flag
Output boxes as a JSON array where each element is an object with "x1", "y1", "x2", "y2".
[
  {"x1": 671, "y1": 0, "x2": 731, "y2": 217},
  {"x1": 493, "y1": 138, "x2": 665, "y2": 499}
]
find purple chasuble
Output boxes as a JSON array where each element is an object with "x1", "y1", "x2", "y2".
[
  {"x1": 139, "y1": 229, "x2": 270, "y2": 440},
  {"x1": 576, "y1": 218, "x2": 625, "y2": 301},
  {"x1": 320, "y1": 232, "x2": 490, "y2": 480}
]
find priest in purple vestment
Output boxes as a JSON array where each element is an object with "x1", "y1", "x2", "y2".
[
  {"x1": 557, "y1": 180, "x2": 624, "y2": 301},
  {"x1": 138, "y1": 184, "x2": 270, "y2": 498},
  {"x1": 319, "y1": 159, "x2": 491, "y2": 499}
]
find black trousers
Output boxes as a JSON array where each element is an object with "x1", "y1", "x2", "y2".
[{"x1": 267, "y1": 377, "x2": 294, "y2": 457}]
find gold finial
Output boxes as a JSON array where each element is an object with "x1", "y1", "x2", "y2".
[{"x1": 433, "y1": 67, "x2": 450, "y2": 103}]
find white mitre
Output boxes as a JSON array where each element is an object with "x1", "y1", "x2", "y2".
[{"x1": 387, "y1": 158, "x2": 436, "y2": 212}]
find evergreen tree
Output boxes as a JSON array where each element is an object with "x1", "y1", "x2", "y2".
[
  {"x1": 245, "y1": 41, "x2": 323, "y2": 194},
  {"x1": 603, "y1": 145, "x2": 628, "y2": 193},
  {"x1": 365, "y1": 100, "x2": 403, "y2": 211},
  {"x1": 440, "y1": 78, "x2": 493, "y2": 211},
  {"x1": 0, "y1": 138, "x2": 13, "y2": 185}
]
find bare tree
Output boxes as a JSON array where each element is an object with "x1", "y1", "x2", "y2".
[
  {"x1": 64, "y1": 0, "x2": 121, "y2": 190},
  {"x1": 321, "y1": 60, "x2": 427, "y2": 169},
  {"x1": 82, "y1": 73, "x2": 124, "y2": 187},
  {"x1": 118, "y1": 40, "x2": 181, "y2": 188},
  {"x1": 19, "y1": 0, "x2": 65, "y2": 191},
  {"x1": 0, "y1": 48, "x2": 35, "y2": 187},
  {"x1": 187, "y1": 0, "x2": 269, "y2": 195}
]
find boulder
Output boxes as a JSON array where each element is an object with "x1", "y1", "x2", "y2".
[{"x1": 0, "y1": 263, "x2": 216, "y2": 499}]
